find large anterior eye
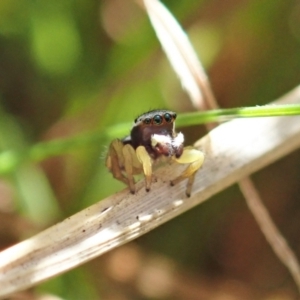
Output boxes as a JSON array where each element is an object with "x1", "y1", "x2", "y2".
[
  {"x1": 153, "y1": 115, "x2": 163, "y2": 125},
  {"x1": 164, "y1": 113, "x2": 172, "y2": 123}
]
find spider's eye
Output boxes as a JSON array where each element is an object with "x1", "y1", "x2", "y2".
[
  {"x1": 144, "y1": 118, "x2": 151, "y2": 125},
  {"x1": 173, "y1": 113, "x2": 177, "y2": 120},
  {"x1": 153, "y1": 115, "x2": 163, "y2": 125},
  {"x1": 134, "y1": 118, "x2": 138, "y2": 123},
  {"x1": 164, "y1": 113, "x2": 172, "y2": 123}
]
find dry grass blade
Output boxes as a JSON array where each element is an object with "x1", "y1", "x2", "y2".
[
  {"x1": 239, "y1": 178, "x2": 300, "y2": 292},
  {"x1": 140, "y1": 0, "x2": 300, "y2": 292},
  {"x1": 0, "y1": 86, "x2": 300, "y2": 298},
  {"x1": 138, "y1": 0, "x2": 217, "y2": 110}
]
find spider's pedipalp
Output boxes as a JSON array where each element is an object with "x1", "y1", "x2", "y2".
[
  {"x1": 151, "y1": 133, "x2": 172, "y2": 147},
  {"x1": 172, "y1": 132, "x2": 184, "y2": 148}
]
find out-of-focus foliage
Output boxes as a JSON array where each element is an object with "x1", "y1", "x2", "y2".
[{"x1": 0, "y1": 0, "x2": 300, "y2": 299}]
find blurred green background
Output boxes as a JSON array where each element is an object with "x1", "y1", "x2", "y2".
[{"x1": 1, "y1": 0, "x2": 300, "y2": 299}]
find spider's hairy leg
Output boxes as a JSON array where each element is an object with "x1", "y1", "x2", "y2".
[
  {"x1": 122, "y1": 144, "x2": 141, "y2": 193},
  {"x1": 106, "y1": 139, "x2": 129, "y2": 186},
  {"x1": 136, "y1": 146, "x2": 153, "y2": 192},
  {"x1": 171, "y1": 146, "x2": 204, "y2": 197}
]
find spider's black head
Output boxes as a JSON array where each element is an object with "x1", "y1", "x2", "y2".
[{"x1": 126, "y1": 110, "x2": 183, "y2": 159}]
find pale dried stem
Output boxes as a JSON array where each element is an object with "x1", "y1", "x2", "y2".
[
  {"x1": 0, "y1": 87, "x2": 300, "y2": 298},
  {"x1": 0, "y1": 1, "x2": 299, "y2": 298},
  {"x1": 205, "y1": 81, "x2": 300, "y2": 292},
  {"x1": 139, "y1": 0, "x2": 300, "y2": 292},
  {"x1": 200, "y1": 58, "x2": 300, "y2": 293},
  {"x1": 201, "y1": 53, "x2": 300, "y2": 295},
  {"x1": 239, "y1": 177, "x2": 300, "y2": 291}
]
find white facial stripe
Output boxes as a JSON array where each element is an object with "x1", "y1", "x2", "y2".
[
  {"x1": 172, "y1": 132, "x2": 184, "y2": 147},
  {"x1": 151, "y1": 133, "x2": 184, "y2": 149},
  {"x1": 151, "y1": 134, "x2": 172, "y2": 147}
]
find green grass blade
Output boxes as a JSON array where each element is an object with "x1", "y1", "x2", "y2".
[
  {"x1": 0, "y1": 104, "x2": 300, "y2": 175},
  {"x1": 176, "y1": 104, "x2": 300, "y2": 127}
]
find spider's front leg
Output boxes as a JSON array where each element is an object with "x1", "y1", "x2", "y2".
[
  {"x1": 122, "y1": 143, "x2": 143, "y2": 193},
  {"x1": 106, "y1": 139, "x2": 153, "y2": 193},
  {"x1": 106, "y1": 139, "x2": 129, "y2": 186},
  {"x1": 135, "y1": 146, "x2": 153, "y2": 192},
  {"x1": 106, "y1": 139, "x2": 141, "y2": 193},
  {"x1": 171, "y1": 146, "x2": 204, "y2": 197}
]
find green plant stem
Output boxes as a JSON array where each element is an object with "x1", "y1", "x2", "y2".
[
  {"x1": 0, "y1": 104, "x2": 300, "y2": 175},
  {"x1": 176, "y1": 104, "x2": 300, "y2": 127}
]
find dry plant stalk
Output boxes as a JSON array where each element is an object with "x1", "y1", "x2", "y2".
[
  {"x1": 140, "y1": 0, "x2": 300, "y2": 292},
  {"x1": 0, "y1": 87, "x2": 300, "y2": 298},
  {"x1": 139, "y1": 0, "x2": 218, "y2": 111},
  {"x1": 239, "y1": 178, "x2": 300, "y2": 289},
  {"x1": 0, "y1": 1, "x2": 299, "y2": 298}
]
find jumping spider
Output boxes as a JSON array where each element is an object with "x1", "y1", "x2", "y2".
[{"x1": 106, "y1": 109, "x2": 204, "y2": 197}]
